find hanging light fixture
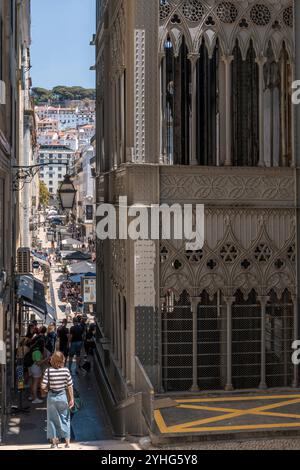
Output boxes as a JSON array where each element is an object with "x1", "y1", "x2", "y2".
[{"x1": 58, "y1": 174, "x2": 76, "y2": 210}]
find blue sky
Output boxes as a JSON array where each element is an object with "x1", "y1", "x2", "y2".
[{"x1": 31, "y1": 0, "x2": 96, "y2": 89}]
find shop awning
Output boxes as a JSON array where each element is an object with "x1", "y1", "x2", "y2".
[
  {"x1": 63, "y1": 251, "x2": 92, "y2": 261},
  {"x1": 67, "y1": 261, "x2": 96, "y2": 275},
  {"x1": 61, "y1": 238, "x2": 82, "y2": 247},
  {"x1": 31, "y1": 252, "x2": 50, "y2": 266},
  {"x1": 69, "y1": 272, "x2": 96, "y2": 283},
  {"x1": 16, "y1": 275, "x2": 47, "y2": 317}
]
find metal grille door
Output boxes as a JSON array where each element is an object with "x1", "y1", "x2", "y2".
[
  {"x1": 162, "y1": 291, "x2": 193, "y2": 392},
  {"x1": 266, "y1": 290, "x2": 293, "y2": 388},
  {"x1": 197, "y1": 292, "x2": 225, "y2": 390},
  {"x1": 232, "y1": 290, "x2": 261, "y2": 389}
]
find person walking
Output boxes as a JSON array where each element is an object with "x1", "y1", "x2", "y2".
[
  {"x1": 65, "y1": 300, "x2": 73, "y2": 321},
  {"x1": 41, "y1": 352, "x2": 74, "y2": 449},
  {"x1": 68, "y1": 317, "x2": 84, "y2": 374},
  {"x1": 57, "y1": 319, "x2": 69, "y2": 360},
  {"x1": 28, "y1": 338, "x2": 48, "y2": 404},
  {"x1": 45, "y1": 323, "x2": 57, "y2": 355}
]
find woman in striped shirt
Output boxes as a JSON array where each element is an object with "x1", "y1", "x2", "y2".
[{"x1": 41, "y1": 351, "x2": 74, "y2": 449}]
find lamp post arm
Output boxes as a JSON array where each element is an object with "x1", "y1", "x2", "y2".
[{"x1": 12, "y1": 161, "x2": 71, "y2": 191}]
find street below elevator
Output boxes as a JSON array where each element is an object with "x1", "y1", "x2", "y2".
[{"x1": 2, "y1": 214, "x2": 125, "y2": 450}]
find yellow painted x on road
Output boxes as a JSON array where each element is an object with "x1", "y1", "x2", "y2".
[{"x1": 154, "y1": 395, "x2": 300, "y2": 434}]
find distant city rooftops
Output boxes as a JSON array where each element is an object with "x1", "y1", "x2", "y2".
[{"x1": 39, "y1": 144, "x2": 74, "y2": 152}]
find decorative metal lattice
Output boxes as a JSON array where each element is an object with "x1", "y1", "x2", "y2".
[
  {"x1": 185, "y1": 249, "x2": 203, "y2": 263},
  {"x1": 283, "y1": 6, "x2": 293, "y2": 28},
  {"x1": 216, "y1": 2, "x2": 238, "y2": 24},
  {"x1": 287, "y1": 244, "x2": 295, "y2": 263},
  {"x1": 160, "y1": 245, "x2": 169, "y2": 263},
  {"x1": 172, "y1": 259, "x2": 183, "y2": 270},
  {"x1": 160, "y1": 0, "x2": 171, "y2": 21},
  {"x1": 250, "y1": 4, "x2": 271, "y2": 26},
  {"x1": 181, "y1": 0, "x2": 205, "y2": 23},
  {"x1": 220, "y1": 243, "x2": 238, "y2": 263},
  {"x1": 254, "y1": 244, "x2": 272, "y2": 262}
]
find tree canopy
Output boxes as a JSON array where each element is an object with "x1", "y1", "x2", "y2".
[
  {"x1": 39, "y1": 180, "x2": 51, "y2": 207},
  {"x1": 32, "y1": 86, "x2": 96, "y2": 104}
]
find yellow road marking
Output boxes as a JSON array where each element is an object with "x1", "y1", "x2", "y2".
[
  {"x1": 178, "y1": 404, "x2": 239, "y2": 413},
  {"x1": 166, "y1": 398, "x2": 300, "y2": 431},
  {"x1": 154, "y1": 409, "x2": 170, "y2": 433},
  {"x1": 178, "y1": 404, "x2": 300, "y2": 420},
  {"x1": 155, "y1": 395, "x2": 300, "y2": 434},
  {"x1": 255, "y1": 411, "x2": 300, "y2": 420},
  {"x1": 175, "y1": 395, "x2": 300, "y2": 403}
]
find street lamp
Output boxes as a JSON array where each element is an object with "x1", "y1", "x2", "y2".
[{"x1": 58, "y1": 174, "x2": 76, "y2": 210}]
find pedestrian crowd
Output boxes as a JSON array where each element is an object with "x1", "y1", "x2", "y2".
[
  {"x1": 19, "y1": 316, "x2": 96, "y2": 449},
  {"x1": 59, "y1": 281, "x2": 84, "y2": 316}
]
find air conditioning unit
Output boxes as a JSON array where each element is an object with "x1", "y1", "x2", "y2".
[
  {"x1": 17, "y1": 248, "x2": 31, "y2": 274},
  {"x1": 0, "y1": 80, "x2": 6, "y2": 105}
]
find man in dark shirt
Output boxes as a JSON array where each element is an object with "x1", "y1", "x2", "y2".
[
  {"x1": 57, "y1": 319, "x2": 69, "y2": 358},
  {"x1": 68, "y1": 317, "x2": 84, "y2": 373}
]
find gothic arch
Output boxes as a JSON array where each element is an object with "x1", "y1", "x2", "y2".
[{"x1": 159, "y1": 25, "x2": 192, "y2": 56}]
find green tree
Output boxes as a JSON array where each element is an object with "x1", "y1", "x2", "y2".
[
  {"x1": 31, "y1": 87, "x2": 52, "y2": 104},
  {"x1": 39, "y1": 181, "x2": 50, "y2": 207}
]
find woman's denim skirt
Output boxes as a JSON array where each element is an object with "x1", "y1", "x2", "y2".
[{"x1": 47, "y1": 390, "x2": 70, "y2": 440}]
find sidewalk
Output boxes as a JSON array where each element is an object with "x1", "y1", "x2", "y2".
[
  {"x1": 3, "y1": 366, "x2": 116, "y2": 449},
  {"x1": 51, "y1": 267, "x2": 68, "y2": 322},
  {"x1": 1, "y1": 441, "x2": 141, "y2": 451}
]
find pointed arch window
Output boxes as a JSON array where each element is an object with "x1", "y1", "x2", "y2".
[
  {"x1": 196, "y1": 39, "x2": 219, "y2": 165},
  {"x1": 232, "y1": 40, "x2": 259, "y2": 166},
  {"x1": 263, "y1": 42, "x2": 292, "y2": 167},
  {"x1": 161, "y1": 36, "x2": 191, "y2": 165}
]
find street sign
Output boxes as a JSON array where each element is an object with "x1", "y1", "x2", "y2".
[
  {"x1": 82, "y1": 277, "x2": 96, "y2": 304},
  {"x1": 32, "y1": 261, "x2": 40, "y2": 269}
]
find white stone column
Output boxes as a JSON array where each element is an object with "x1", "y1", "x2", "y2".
[
  {"x1": 190, "y1": 297, "x2": 201, "y2": 392},
  {"x1": 258, "y1": 295, "x2": 269, "y2": 389},
  {"x1": 221, "y1": 55, "x2": 234, "y2": 166},
  {"x1": 224, "y1": 296, "x2": 235, "y2": 391},
  {"x1": 188, "y1": 54, "x2": 200, "y2": 166},
  {"x1": 256, "y1": 56, "x2": 267, "y2": 167},
  {"x1": 292, "y1": 295, "x2": 299, "y2": 388}
]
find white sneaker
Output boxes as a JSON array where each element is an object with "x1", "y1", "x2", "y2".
[{"x1": 32, "y1": 398, "x2": 43, "y2": 404}]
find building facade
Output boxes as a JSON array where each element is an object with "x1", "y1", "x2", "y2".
[
  {"x1": 35, "y1": 105, "x2": 95, "y2": 131},
  {"x1": 0, "y1": 0, "x2": 33, "y2": 440},
  {"x1": 73, "y1": 144, "x2": 96, "y2": 241},
  {"x1": 38, "y1": 145, "x2": 76, "y2": 198},
  {"x1": 95, "y1": 0, "x2": 297, "y2": 399}
]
